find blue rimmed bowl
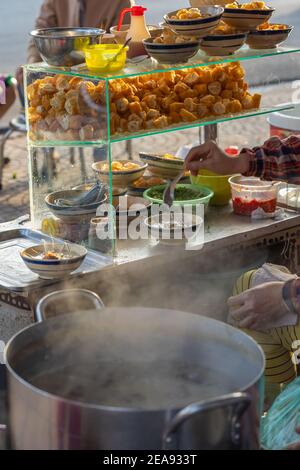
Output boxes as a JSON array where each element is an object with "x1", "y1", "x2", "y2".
[
  {"x1": 246, "y1": 25, "x2": 293, "y2": 49},
  {"x1": 45, "y1": 189, "x2": 107, "y2": 219},
  {"x1": 143, "y1": 38, "x2": 200, "y2": 64},
  {"x1": 21, "y1": 243, "x2": 87, "y2": 279},
  {"x1": 199, "y1": 30, "x2": 247, "y2": 56},
  {"x1": 223, "y1": 5, "x2": 275, "y2": 31},
  {"x1": 164, "y1": 6, "x2": 224, "y2": 38}
]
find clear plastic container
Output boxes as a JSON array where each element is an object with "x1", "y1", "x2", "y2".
[
  {"x1": 229, "y1": 176, "x2": 279, "y2": 216},
  {"x1": 84, "y1": 44, "x2": 128, "y2": 73}
]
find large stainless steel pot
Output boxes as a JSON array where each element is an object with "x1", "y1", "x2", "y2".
[{"x1": 4, "y1": 307, "x2": 265, "y2": 450}]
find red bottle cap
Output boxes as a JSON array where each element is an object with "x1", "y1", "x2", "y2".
[
  {"x1": 131, "y1": 6, "x2": 147, "y2": 16},
  {"x1": 225, "y1": 146, "x2": 239, "y2": 156}
]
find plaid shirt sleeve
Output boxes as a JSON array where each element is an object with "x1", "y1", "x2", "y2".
[{"x1": 242, "y1": 135, "x2": 300, "y2": 184}]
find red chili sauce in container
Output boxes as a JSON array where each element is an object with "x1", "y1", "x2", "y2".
[{"x1": 229, "y1": 176, "x2": 279, "y2": 216}]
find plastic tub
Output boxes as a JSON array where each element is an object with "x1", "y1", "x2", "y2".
[
  {"x1": 143, "y1": 184, "x2": 214, "y2": 213},
  {"x1": 267, "y1": 103, "x2": 300, "y2": 139},
  {"x1": 229, "y1": 176, "x2": 279, "y2": 216},
  {"x1": 191, "y1": 170, "x2": 232, "y2": 206},
  {"x1": 84, "y1": 44, "x2": 128, "y2": 73}
]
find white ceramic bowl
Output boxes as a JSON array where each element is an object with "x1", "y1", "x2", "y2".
[
  {"x1": 21, "y1": 243, "x2": 87, "y2": 279},
  {"x1": 164, "y1": 6, "x2": 224, "y2": 38},
  {"x1": 92, "y1": 160, "x2": 148, "y2": 188},
  {"x1": 139, "y1": 152, "x2": 184, "y2": 179},
  {"x1": 143, "y1": 38, "x2": 200, "y2": 63},
  {"x1": 246, "y1": 25, "x2": 293, "y2": 49},
  {"x1": 223, "y1": 5, "x2": 275, "y2": 31},
  {"x1": 199, "y1": 31, "x2": 247, "y2": 56}
]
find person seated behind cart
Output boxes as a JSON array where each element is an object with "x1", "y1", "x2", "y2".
[
  {"x1": 15, "y1": 0, "x2": 130, "y2": 158},
  {"x1": 185, "y1": 137, "x2": 300, "y2": 378},
  {"x1": 185, "y1": 136, "x2": 300, "y2": 449},
  {"x1": 16, "y1": 0, "x2": 130, "y2": 83}
]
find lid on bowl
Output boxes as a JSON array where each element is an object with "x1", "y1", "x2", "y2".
[{"x1": 267, "y1": 102, "x2": 300, "y2": 131}]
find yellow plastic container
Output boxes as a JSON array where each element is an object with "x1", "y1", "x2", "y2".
[
  {"x1": 84, "y1": 44, "x2": 128, "y2": 73},
  {"x1": 190, "y1": 170, "x2": 232, "y2": 206}
]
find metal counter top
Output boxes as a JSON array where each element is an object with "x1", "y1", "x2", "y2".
[{"x1": 1, "y1": 206, "x2": 300, "y2": 294}]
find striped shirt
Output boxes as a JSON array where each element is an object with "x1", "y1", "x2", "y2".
[{"x1": 243, "y1": 135, "x2": 300, "y2": 184}]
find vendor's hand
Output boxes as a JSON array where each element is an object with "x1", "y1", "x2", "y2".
[
  {"x1": 227, "y1": 281, "x2": 290, "y2": 331},
  {"x1": 185, "y1": 140, "x2": 250, "y2": 176},
  {"x1": 15, "y1": 66, "x2": 23, "y2": 86},
  {"x1": 286, "y1": 427, "x2": 300, "y2": 450}
]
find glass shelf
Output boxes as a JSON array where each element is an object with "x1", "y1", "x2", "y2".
[
  {"x1": 27, "y1": 104, "x2": 294, "y2": 147},
  {"x1": 25, "y1": 45, "x2": 300, "y2": 81}
]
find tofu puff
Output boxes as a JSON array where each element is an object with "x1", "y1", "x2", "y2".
[
  {"x1": 108, "y1": 63, "x2": 261, "y2": 135},
  {"x1": 27, "y1": 75, "x2": 106, "y2": 141}
]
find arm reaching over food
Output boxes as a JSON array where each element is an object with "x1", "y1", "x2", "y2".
[
  {"x1": 185, "y1": 135, "x2": 300, "y2": 183},
  {"x1": 184, "y1": 140, "x2": 250, "y2": 176}
]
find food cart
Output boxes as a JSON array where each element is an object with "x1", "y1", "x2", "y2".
[{"x1": 1, "y1": 2, "x2": 300, "y2": 451}]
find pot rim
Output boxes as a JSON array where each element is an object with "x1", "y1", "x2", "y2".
[{"x1": 5, "y1": 308, "x2": 265, "y2": 413}]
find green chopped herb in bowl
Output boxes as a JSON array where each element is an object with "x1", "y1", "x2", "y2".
[{"x1": 143, "y1": 184, "x2": 214, "y2": 211}]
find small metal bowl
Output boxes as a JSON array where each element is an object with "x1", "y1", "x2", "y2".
[{"x1": 30, "y1": 27, "x2": 105, "y2": 67}]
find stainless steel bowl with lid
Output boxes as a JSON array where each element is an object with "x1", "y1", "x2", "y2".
[{"x1": 30, "y1": 27, "x2": 105, "y2": 67}]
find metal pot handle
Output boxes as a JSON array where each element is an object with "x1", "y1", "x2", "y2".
[
  {"x1": 35, "y1": 289, "x2": 104, "y2": 322},
  {"x1": 163, "y1": 392, "x2": 251, "y2": 450}
]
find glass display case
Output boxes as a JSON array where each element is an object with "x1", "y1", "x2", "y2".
[{"x1": 24, "y1": 45, "x2": 300, "y2": 258}]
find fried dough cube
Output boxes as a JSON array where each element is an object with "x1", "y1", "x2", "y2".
[
  {"x1": 153, "y1": 115, "x2": 168, "y2": 129},
  {"x1": 115, "y1": 97, "x2": 129, "y2": 113},
  {"x1": 198, "y1": 68, "x2": 212, "y2": 84},
  {"x1": 117, "y1": 118, "x2": 128, "y2": 133},
  {"x1": 28, "y1": 110, "x2": 41, "y2": 124},
  {"x1": 143, "y1": 79, "x2": 157, "y2": 90},
  {"x1": 196, "y1": 104, "x2": 208, "y2": 119},
  {"x1": 65, "y1": 96, "x2": 79, "y2": 115},
  {"x1": 56, "y1": 113, "x2": 70, "y2": 131},
  {"x1": 229, "y1": 65, "x2": 245, "y2": 80},
  {"x1": 147, "y1": 109, "x2": 160, "y2": 120},
  {"x1": 241, "y1": 94, "x2": 254, "y2": 110},
  {"x1": 41, "y1": 95, "x2": 51, "y2": 111},
  {"x1": 129, "y1": 101, "x2": 143, "y2": 114},
  {"x1": 38, "y1": 77, "x2": 56, "y2": 95},
  {"x1": 67, "y1": 77, "x2": 81, "y2": 89},
  {"x1": 221, "y1": 89, "x2": 233, "y2": 99},
  {"x1": 193, "y1": 83, "x2": 208, "y2": 96},
  {"x1": 199, "y1": 94, "x2": 216, "y2": 107},
  {"x1": 174, "y1": 82, "x2": 190, "y2": 95},
  {"x1": 208, "y1": 81, "x2": 222, "y2": 96},
  {"x1": 169, "y1": 102, "x2": 184, "y2": 113},
  {"x1": 233, "y1": 88, "x2": 247, "y2": 100},
  {"x1": 27, "y1": 82, "x2": 40, "y2": 101},
  {"x1": 50, "y1": 91, "x2": 66, "y2": 111},
  {"x1": 56, "y1": 75, "x2": 71, "y2": 91},
  {"x1": 184, "y1": 72, "x2": 200, "y2": 87},
  {"x1": 145, "y1": 120, "x2": 155, "y2": 129},
  {"x1": 212, "y1": 102, "x2": 226, "y2": 115},
  {"x1": 228, "y1": 99, "x2": 243, "y2": 113},
  {"x1": 142, "y1": 94, "x2": 158, "y2": 108},
  {"x1": 79, "y1": 124, "x2": 94, "y2": 141},
  {"x1": 128, "y1": 119, "x2": 143, "y2": 133},
  {"x1": 184, "y1": 97, "x2": 197, "y2": 112},
  {"x1": 252, "y1": 93, "x2": 262, "y2": 108},
  {"x1": 225, "y1": 81, "x2": 239, "y2": 92},
  {"x1": 180, "y1": 109, "x2": 198, "y2": 122},
  {"x1": 169, "y1": 112, "x2": 181, "y2": 124}
]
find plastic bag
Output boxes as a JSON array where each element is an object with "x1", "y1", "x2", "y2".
[{"x1": 261, "y1": 377, "x2": 300, "y2": 450}]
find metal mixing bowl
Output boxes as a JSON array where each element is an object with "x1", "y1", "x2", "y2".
[{"x1": 30, "y1": 27, "x2": 105, "y2": 67}]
